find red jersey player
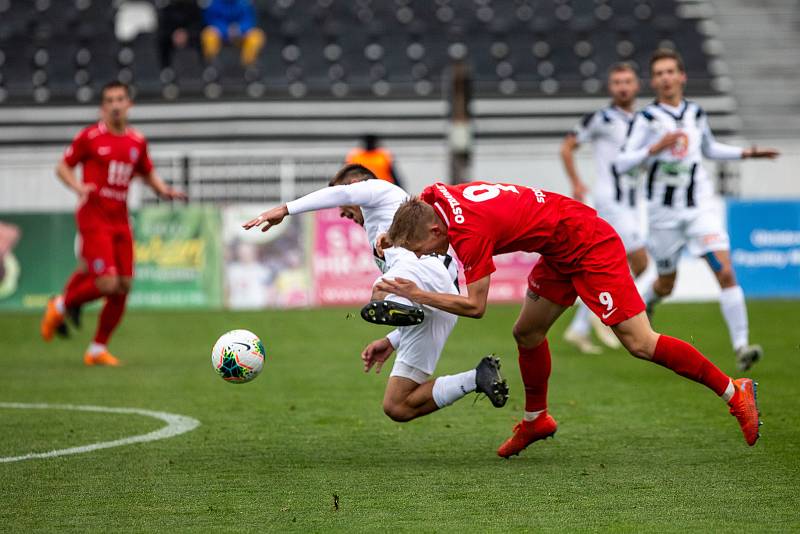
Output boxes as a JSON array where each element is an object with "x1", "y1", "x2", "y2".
[
  {"x1": 40, "y1": 81, "x2": 185, "y2": 366},
  {"x1": 378, "y1": 182, "x2": 761, "y2": 455}
]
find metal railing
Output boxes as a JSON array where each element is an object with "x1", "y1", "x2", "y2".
[{"x1": 143, "y1": 155, "x2": 343, "y2": 205}]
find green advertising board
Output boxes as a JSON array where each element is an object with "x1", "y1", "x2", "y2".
[
  {"x1": 0, "y1": 206, "x2": 222, "y2": 311},
  {"x1": 0, "y1": 213, "x2": 78, "y2": 311},
  {"x1": 130, "y1": 205, "x2": 222, "y2": 308}
]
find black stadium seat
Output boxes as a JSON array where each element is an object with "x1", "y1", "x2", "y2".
[{"x1": 0, "y1": 0, "x2": 722, "y2": 103}]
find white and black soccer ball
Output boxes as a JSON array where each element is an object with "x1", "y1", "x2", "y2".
[{"x1": 211, "y1": 329, "x2": 266, "y2": 384}]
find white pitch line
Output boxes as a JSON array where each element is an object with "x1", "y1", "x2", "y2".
[{"x1": 0, "y1": 402, "x2": 200, "y2": 463}]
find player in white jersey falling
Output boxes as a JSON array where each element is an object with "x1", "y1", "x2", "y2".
[
  {"x1": 560, "y1": 62, "x2": 648, "y2": 354},
  {"x1": 615, "y1": 48, "x2": 779, "y2": 371},
  {"x1": 242, "y1": 164, "x2": 508, "y2": 421}
]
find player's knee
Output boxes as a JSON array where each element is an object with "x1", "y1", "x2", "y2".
[
  {"x1": 716, "y1": 266, "x2": 737, "y2": 288},
  {"x1": 653, "y1": 276, "x2": 675, "y2": 296},
  {"x1": 629, "y1": 252, "x2": 648, "y2": 278},
  {"x1": 382, "y1": 400, "x2": 413, "y2": 423},
  {"x1": 512, "y1": 323, "x2": 546, "y2": 348},
  {"x1": 118, "y1": 278, "x2": 133, "y2": 294},
  {"x1": 619, "y1": 331, "x2": 657, "y2": 360},
  {"x1": 95, "y1": 276, "x2": 119, "y2": 296}
]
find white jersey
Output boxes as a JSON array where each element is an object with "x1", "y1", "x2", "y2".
[
  {"x1": 573, "y1": 105, "x2": 639, "y2": 208},
  {"x1": 286, "y1": 179, "x2": 409, "y2": 271},
  {"x1": 615, "y1": 99, "x2": 743, "y2": 228},
  {"x1": 380, "y1": 247, "x2": 459, "y2": 378}
]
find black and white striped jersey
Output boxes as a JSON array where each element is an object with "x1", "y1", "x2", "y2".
[
  {"x1": 572, "y1": 105, "x2": 639, "y2": 208},
  {"x1": 615, "y1": 99, "x2": 743, "y2": 223}
]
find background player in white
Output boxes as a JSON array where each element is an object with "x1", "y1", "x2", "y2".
[
  {"x1": 615, "y1": 48, "x2": 779, "y2": 371},
  {"x1": 242, "y1": 164, "x2": 508, "y2": 419},
  {"x1": 560, "y1": 63, "x2": 647, "y2": 353}
]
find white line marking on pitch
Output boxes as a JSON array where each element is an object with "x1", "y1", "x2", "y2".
[{"x1": 0, "y1": 402, "x2": 200, "y2": 463}]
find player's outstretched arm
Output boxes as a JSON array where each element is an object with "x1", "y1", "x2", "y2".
[
  {"x1": 142, "y1": 170, "x2": 187, "y2": 200},
  {"x1": 560, "y1": 134, "x2": 588, "y2": 202},
  {"x1": 376, "y1": 275, "x2": 491, "y2": 318},
  {"x1": 742, "y1": 146, "x2": 780, "y2": 159},
  {"x1": 243, "y1": 205, "x2": 289, "y2": 232}
]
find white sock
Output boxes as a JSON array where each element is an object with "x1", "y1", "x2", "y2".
[
  {"x1": 55, "y1": 295, "x2": 65, "y2": 314},
  {"x1": 432, "y1": 369, "x2": 477, "y2": 408},
  {"x1": 524, "y1": 409, "x2": 545, "y2": 421},
  {"x1": 88, "y1": 342, "x2": 106, "y2": 356},
  {"x1": 642, "y1": 284, "x2": 662, "y2": 307},
  {"x1": 719, "y1": 286, "x2": 749, "y2": 351},
  {"x1": 721, "y1": 379, "x2": 735, "y2": 403},
  {"x1": 567, "y1": 301, "x2": 591, "y2": 336}
]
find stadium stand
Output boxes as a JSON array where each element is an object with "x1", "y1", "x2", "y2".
[
  {"x1": 0, "y1": 0, "x2": 742, "y2": 151},
  {"x1": 0, "y1": 0, "x2": 722, "y2": 105}
]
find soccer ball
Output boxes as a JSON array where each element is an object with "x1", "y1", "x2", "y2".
[{"x1": 211, "y1": 329, "x2": 266, "y2": 384}]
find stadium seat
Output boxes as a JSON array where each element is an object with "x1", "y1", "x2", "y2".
[{"x1": 0, "y1": 0, "x2": 722, "y2": 103}]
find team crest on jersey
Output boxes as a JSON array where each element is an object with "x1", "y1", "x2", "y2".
[
  {"x1": 92, "y1": 258, "x2": 105, "y2": 274},
  {"x1": 129, "y1": 147, "x2": 139, "y2": 161},
  {"x1": 670, "y1": 132, "x2": 689, "y2": 158}
]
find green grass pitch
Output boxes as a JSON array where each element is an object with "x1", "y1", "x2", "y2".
[{"x1": 1, "y1": 301, "x2": 799, "y2": 532}]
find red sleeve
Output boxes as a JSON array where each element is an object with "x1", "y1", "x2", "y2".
[
  {"x1": 453, "y1": 233, "x2": 496, "y2": 284},
  {"x1": 135, "y1": 140, "x2": 154, "y2": 176},
  {"x1": 63, "y1": 129, "x2": 89, "y2": 167}
]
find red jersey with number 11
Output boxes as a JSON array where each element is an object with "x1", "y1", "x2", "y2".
[
  {"x1": 420, "y1": 182, "x2": 599, "y2": 284},
  {"x1": 63, "y1": 121, "x2": 153, "y2": 230}
]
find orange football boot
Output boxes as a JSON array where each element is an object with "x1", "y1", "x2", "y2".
[
  {"x1": 83, "y1": 351, "x2": 122, "y2": 367},
  {"x1": 497, "y1": 412, "x2": 558, "y2": 458},
  {"x1": 40, "y1": 296, "x2": 65, "y2": 341},
  {"x1": 728, "y1": 378, "x2": 761, "y2": 446}
]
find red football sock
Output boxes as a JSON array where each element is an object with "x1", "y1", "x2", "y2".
[
  {"x1": 93, "y1": 293, "x2": 127, "y2": 345},
  {"x1": 63, "y1": 271, "x2": 102, "y2": 308},
  {"x1": 651, "y1": 335, "x2": 730, "y2": 396},
  {"x1": 519, "y1": 340, "x2": 552, "y2": 412}
]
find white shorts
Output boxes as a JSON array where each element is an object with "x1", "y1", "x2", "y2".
[
  {"x1": 390, "y1": 360, "x2": 432, "y2": 384},
  {"x1": 596, "y1": 202, "x2": 646, "y2": 253},
  {"x1": 647, "y1": 208, "x2": 729, "y2": 275},
  {"x1": 376, "y1": 248, "x2": 459, "y2": 382}
]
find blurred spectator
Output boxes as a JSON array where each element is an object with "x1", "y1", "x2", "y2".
[
  {"x1": 200, "y1": 0, "x2": 266, "y2": 68},
  {"x1": 345, "y1": 135, "x2": 404, "y2": 187},
  {"x1": 157, "y1": 0, "x2": 203, "y2": 72}
]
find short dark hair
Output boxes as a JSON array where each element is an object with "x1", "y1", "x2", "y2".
[
  {"x1": 328, "y1": 164, "x2": 377, "y2": 186},
  {"x1": 608, "y1": 61, "x2": 638, "y2": 77},
  {"x1": 100, "y1": 81, "x2": 131, "y2": 101},
  {"x1": 649, "y1": 48, "x2": 685, "y2": 73}
]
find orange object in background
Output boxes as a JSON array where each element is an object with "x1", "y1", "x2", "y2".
[{"x1": 346, "y1": 134, "x2": 402, "y2": 186}]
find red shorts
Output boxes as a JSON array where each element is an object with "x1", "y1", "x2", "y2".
[
  {"x1": 78, "y1": 225, "x2": 134, "y2": 277},
  {"x1": 527, "y1": 218, "x2": 645, "y2": 326}
]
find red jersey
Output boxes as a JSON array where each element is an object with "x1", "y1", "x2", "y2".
[
  {"x1": 421, "y1": 182, "x2": 599, "y2": 284},
  {"x1": 63, "y1": 121, "x2": 153, "y2": 230}
]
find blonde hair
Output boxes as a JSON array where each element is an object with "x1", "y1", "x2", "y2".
[{"x1": 388, "y1": 198, "x2": 439, "y2": 250}]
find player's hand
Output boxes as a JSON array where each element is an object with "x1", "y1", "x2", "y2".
[
  {"x1": 648, "y1": 132, "x2": 683, "y2": 155},
  {"x1": 374, "y1": 232, "x2": 391, "y2": 258},
  {"x1": 75, "y1": 183, "x2": 95, "y2": 204},
  {"x1": 375, "y1": 277, "x2": 420, "y2": 301},
  {"x1": 361, "y1": 337, "x2": 395, "y2": 374},
  {"x1": 242, "y1": 205, "x2": 289, "y2": 232},
  {"x1": 743, "y1": 146, "x2": 780, "y2": 159},
  {"x1": 161, "y1": 188, "x2": 187, "y2": 201},
  {"x1": 572, "y1": 181, "x2": 588, "y2": 203}
]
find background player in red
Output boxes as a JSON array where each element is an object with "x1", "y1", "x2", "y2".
[
  {"x1": 379, "y1": 182, "x2": 762, "y2": 456},
  {"x1": 40, "y1": 81, "x2": 185, "y2": 366}
]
